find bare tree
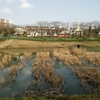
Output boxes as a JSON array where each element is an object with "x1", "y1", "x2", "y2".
[
  {"x1": 92, "y1": 21, "x2": 100, "y2": 36},
  {"x1": 36, "y1": 21, "x2": 45, "y2": 36},
  {"x1": 50, "y1": 21, "x2": 62, "y2": 36},
  {"x1": 61, "y1": 22, "x2": 70, "y2": 30},
  {"x1": 84, "y1": 22, "x2": 93, "y2": 37},
  {"x1": 70, "y1": 22, "x2": 76, "y2": 29}
]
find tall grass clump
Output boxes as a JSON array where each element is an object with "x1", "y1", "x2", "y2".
[{"x1": 69, "y1": 47, "x2": 86, "y2": 56}]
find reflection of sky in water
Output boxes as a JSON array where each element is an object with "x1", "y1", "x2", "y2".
[
  {"x1": 0, "y1": 57, "x2": 34, "y2": 98},
  {"x1": 52, "y1": 56, "x2": 90, "y2": 95},
  {"x1": 0, "y1": 55, "x2": 100, "y2": 97}
]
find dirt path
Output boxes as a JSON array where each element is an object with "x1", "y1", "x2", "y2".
[{"x1": 0, "y1": 39, "x2": 14, "y2": 48}]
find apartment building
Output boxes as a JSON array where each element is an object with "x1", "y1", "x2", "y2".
[{"x1": 0, "y1": 18, "x2": 11, "y2": 28}]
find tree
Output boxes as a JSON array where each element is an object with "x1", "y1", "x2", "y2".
[
  {"x1": 3, "y1": 29, "x2": 9, "y2": 37},
  {"x1": 61, "y1": 22, "x2": 70, "y2": 30},
  {"x1": 70, "y1": 22, "x2": 76, "y2": 29},
  {"x1": 36, "y1": 21, "x2": 46, "y2": 37},
  {"x1": 8, "y1": 28, "x2": 15, "y2": 36},
  {"x1": 92, "y1": 21, "x2": 100, "y2": 36},
  {"x1": 23, "y1": 31, "x2": 27, "y2": 37},
  {"x1": 84, "y1": 22, "x2": 93, "y2": 37},
  {"x1": 50, "y1": 21, "x2": 62, "y2": 36}
]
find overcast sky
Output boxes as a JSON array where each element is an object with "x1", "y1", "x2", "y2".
[{"x1": 0, "y1": 0, "x2": 100, "y2": 25}]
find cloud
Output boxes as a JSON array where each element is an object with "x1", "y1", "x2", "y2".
[
  {"x1": 20, "y1": 2, "x2": 33, "y2": 8},
  {"x1": 0, "y1": 8, "x2": 13, "y2": 14},
  {"x1": 6, "y1": 0, "x2": 14, "y2": 3},
  {"x1": 20, "y1": 0, "x2": 34, "y2": 9},
  {"x1": 20, "y1": 0, "x2": 26, "y2": 3}
]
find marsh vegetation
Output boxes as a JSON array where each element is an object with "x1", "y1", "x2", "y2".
[{"x1": 0, "y1": 48, "x2": 100, "y2": 98}]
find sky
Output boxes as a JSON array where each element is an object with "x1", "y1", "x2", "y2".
[{"x1": 0, "y1": 0, "x2": 100, "y2": 25}]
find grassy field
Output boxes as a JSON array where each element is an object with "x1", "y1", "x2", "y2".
[
  {"x1": 0, "y1": 38, "x2": 100, "y2": 54},
  {"x1": 0, "y1": 39, "x2": 100, "y2": 49}
]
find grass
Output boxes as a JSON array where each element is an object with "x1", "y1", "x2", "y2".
[
  {"x1": 0, "y1": 95, "x2": 100, "y2": 100},
  {"x1": 0, "y1": 36, "x2": 100, "y2": 50},
  {"x1": 0, "y1": 37, "x2": 100, "y2": 99},
  {"x1": 69, "y1": 47, "x2": 86, "y2": 56},
  {"x1": 1, "y1": 36, "x2": 100, "y2": 42}
]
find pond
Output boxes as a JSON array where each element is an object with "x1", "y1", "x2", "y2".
[{"x1": 0, "y1": 50, "x2": 100, "y2": 98}]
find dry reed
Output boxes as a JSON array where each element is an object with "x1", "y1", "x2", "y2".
[
  {"x1": 53, "y1": 49, "x2": 82, "y2": 67},
  {"x1": 31, "y1": 51, "x2": 65, "y2": 94}
]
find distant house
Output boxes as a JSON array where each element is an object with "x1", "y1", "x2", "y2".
[
  {"x1": 58, "y1": 30, "x2": 70, "y2": 37},
  {"x1": 70, "y1": 21, "x2": 84, "y2": 36},
  {"x1": 27, "y1": 31, "x2": 41, "y2": 37},
  {"x1": 14, "y1": 27, "x2": 26, "y2": 35}
]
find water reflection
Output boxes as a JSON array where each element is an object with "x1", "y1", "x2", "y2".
[
  {"x1": 0, "y1": 56, "x2": 34, "y2": 98},
  {"x1": 0, "y1": 53, "x2": 100, "y2": 98},
  {"x1": 52, "y1": 56, "x2": 90, "y2": 95}
]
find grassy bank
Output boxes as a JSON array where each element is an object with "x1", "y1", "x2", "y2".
[
  {"x1": 0, "y1": 36, "x2": 100, "y2": 42},
  {"x1": 0, "y1": 95, "x2": 100, "y2": 100}
]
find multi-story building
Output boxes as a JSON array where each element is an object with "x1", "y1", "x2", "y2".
[{"x1": 0, "y1": 18, "x2": 11, "y2": 28}]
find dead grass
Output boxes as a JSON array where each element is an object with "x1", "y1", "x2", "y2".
[
  {"x1": 0, "y1": 39, "x2": 13, "y2": 48},
  {"x1": 70, "y1": 66, "x2": 100, "y2": 94},
  {"x1": 69, "y1": 47, "x2": 86, "y2": 56},
  {"x1": 0, "y1": 39, "x2": 98, "y2": 49},
  {"x1": 53, "y1": 49, "x2": 82, "y2": 66},
  {"x1": 29, "y1": 51, "x2": 65, "y2": 96}
]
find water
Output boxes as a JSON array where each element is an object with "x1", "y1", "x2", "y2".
[
  {"x1": 51, "y1": 56, "x2": 90, "y2": 95},
  {"x1": 0, "y1": 54, "x2": 100, "y2": 98},
  {"x1": 0, "y1": 56, "x2": 34, "y2": 98}
]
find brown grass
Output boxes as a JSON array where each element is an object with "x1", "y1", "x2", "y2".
[
  {"x1": 0, "y1": 39, "x2": 93, "y2": 49},
  {"x1": 30, "y1": 51, "x2": 65, "y2": 96},
  {"x1": 69, "y1": 47, "x2": 86, "y2": 56},
  {"x1": 53, "y1": 49, "x2": 82, "y2": 66},
  {"x1": 70, "y1": 66, "x2": 100, "y2": 94}
]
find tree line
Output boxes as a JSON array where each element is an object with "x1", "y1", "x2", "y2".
[{"x1": 0, "y1": 21, "x2": 100, "y2": 37}]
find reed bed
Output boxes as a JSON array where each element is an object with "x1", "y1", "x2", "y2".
[
  {"x1": 69, "y1": 48, "x2": 100, "y2": 67},
  {"x1": 53, "y1": 49, "x2": 82, "y2": 66},
  {"x1": 0, "y1": 50, "x2": 100, "y2": 97},
  {"x1": 29, "y1": 51, "x2": 65, "y2": 96},
  {"x1": 70, "y1": 47, "x2": 86, "y2": 56},
  {"x1": 70, "y1": 66, "x2": 100, "y2": 94},
  {"x1": 53, "y1": 49, "x2": 100, "y2": 67},
  {"x1": 52, "y1": 49, "x2": 100, "y2": 94},
  {"x1": 0, "y1": 52, "x2": 25, "y2": 88},
  {"x1": 0, "y1": 62, "x2": 25, "y2": 88},
  {"x1": 0, "y1": 54, "x2": 12, "y2": 69},
  {"x1": 23, "y1": 52, "x2": 32, "y2": 60},
  {"x1": 82, "y1": 52, "x2": 100, "y2": 66}
]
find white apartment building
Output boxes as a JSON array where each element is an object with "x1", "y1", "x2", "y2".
[{"x1": 0, "y1": 18, "x2": 11, "y2": 28}]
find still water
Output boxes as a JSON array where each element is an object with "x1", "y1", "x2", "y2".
[{"x1": 0, "y1": 54, "x2": 93, "y2": 98}]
